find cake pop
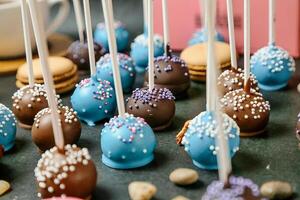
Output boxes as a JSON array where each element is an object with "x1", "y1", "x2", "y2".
[
  {"x1": 130, "y1": 33, "x2": 164, "y2": 72},
  {"x1": 66, "y1": 40, "x2": 104, "y2": 70},
  {"x1": 35, "y1": 144, "x2": 97, "y2": 199},
  {"x1": 202, "y1": 176, "x2": 266, "y2": 200},
  {"x1": 295, "y1": 113, "x2": 300, "y2": 145},
  {"x1": 32, "y1": 106, "x2": 82, "y2": 152},
  {"x1": 44, "y1": 198, "x2": 83, "y2": 200},
  {"x1": 0, "y1": 103, "x2": 16, "y2": 152},
  {"x1": 12, "y1": 84, "x2": 51, "y2": 129},
  {"x1": 101, "y1": 113, "x2": 156, "y2": 169},
  {"x1": 96, "y1": 53, "x2": 136, "y2": 93},
  {"x1": 94, "y1": 21, "x2": 129, "y2": 52},
  {"x1": 0, "y1": 145, "x2": 3, "y2": 158},
  {"x1": 71, "y1": 77, "x2": 116, "y2": 126},
  {"x1": 189, "y1": 28, "x2": 225, "y2": 46},
  {"x1": 177, "y1": 111, "x2": 240, "y2": 170},
  {"x1": 126, "y1": 87, "x2": 175, "y2": 131}
]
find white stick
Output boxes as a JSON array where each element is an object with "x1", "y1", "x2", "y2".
[
  {"x1": 20, "y1": 0, "x2": 34, "y2": 87},
  {"x1": 148, "y1": 0, "x2": 154, "y2": 90},
  {"x1": 73, "y1": 0, "x2": 85, "y2": 43},
  {"x1": 143, "y1": 0, "x2": 148, "y2": 33},
  {"x1": 102, "y1": 0, "x2": 125, "y2": 116},
  {"x1": 269, "y1": 0, "x2": 276, "y2": 45},
  {"x1": 244, "y1": 0, "x2": 250, "y2": 85},
  {"x1": 83, "y1": 0, "x2": 96, "y2": 76},
  {"x1": 162, "y1": 0, "x2": 169, "y2": 54},
  {"x1": 27, "y1": 0, "x2": 64, "y2": 150},
  {"x1": 226, "y1": 0, "x2": 238, "y2": 69}
]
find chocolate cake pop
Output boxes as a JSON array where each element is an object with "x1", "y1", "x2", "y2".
[
  {"x1": 96, "y1": 53, "x2": 136, "y2": 93},
  {"x1": 220, "y1": 82, "x2": 270, "y2": 137},
  {"x1": 12, "y1": 84, "x2": 52, "y2": 129},
  {"x1": 71, "y1": 76, "x2": 116, "y2": 126},
  {"x1": 218, "y1": 68, "x2": 259, "y2": 96},
  {"x1": 66, "y1": 40, "x2": 104, "y2": 70},
  {"x1": 126, "y1": 87, "x2": 175, "y2": 131},
  {"x1": 35, "y1": 144, "x2": 97, "y2": 199},
  {"x1": 32, "y1": 106, "x2": 81, "y2": 152},
  {"x1": 202, "y1": 176, "x2": 266, "y2": 200},
  {"x1": 0, "y1": 103, "x2": 17, "y2": 151},
  {"x1": 101, "y1": 113, "x2": 157, "y2": 169},
  {"x1": 94, "y1": 21, "x2": 129, "y2": 52},
  {"x1": 144, "y1": 45, "x2": 190, "y2": 97},
  {"x1": 177, "y1": 111, "x2": 240, "y2": 170}
]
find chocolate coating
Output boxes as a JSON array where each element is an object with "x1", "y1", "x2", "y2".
[
  {"x1": 32, "y1": 106, "x2": 81, "y2": 152},
  {"x1": 220, "y1": 88, "x2": 270, "y2": 136},
  {"x1": 296, "y1": 113, "x2": 300, "y2": 142},
  {"x1": 0, "y1": 145, "x2": 3, "y2": 158},
  {"x1": 35, "y1": 145, "x2": 97, "y2": 199},
  {"x1": 126, "y1": 87, "x2": 175, "y2": 131},
  {"x1": 144, "y1": 48, "x2": 190, "y2": 97},
  {"x1": 66, "y1": 40, "x2": 104, "y2": 70},
  {"x1": 12, "y1": 84, "x2": 49, "y2": 129},
  {"x1": 218, "y1": 68, "x2": 259, "y2": 96}
]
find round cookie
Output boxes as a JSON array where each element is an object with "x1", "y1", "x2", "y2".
[
  {"x1": 66, "y1": 40, "x2": 104, "y2": 70},
  {"x1": 32, "y1": 106, "x2": 81, "y2": 152},
  {"x1": 96, "y1": 53, "x2": 136, "y2": 93},
  {"x1": 130, "y1": 33, "x2": 164, "y2": 72},
  {"x1": 101, "y1": 113, "x2": 157, "y2": 169},
  {"x1": 94, "y1": 21, "x2": 129, "y2": 52},
  {"x1": 0, "y1": 104, "x2": 17, "y2": 151},
  {"x1": 188, "y1": 28, "x2": 225, "y2": 46},
  {"x1": 250, "y1": 44, "x2": 295, "y2": 91},
  {"x1": 126, "y1": 87, "x2": 175, "y2": 131},
  {"x1": 35, "y1": 145, "x2": 97, "y2": 199}
]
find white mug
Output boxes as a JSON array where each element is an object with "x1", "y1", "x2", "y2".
[{"x1": 0, "y1": 0, "x2": 70, "y2": 59}]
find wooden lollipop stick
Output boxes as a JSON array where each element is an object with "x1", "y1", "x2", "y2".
[
  {"x1": 226, "y1": 0, "x2": 238, "y2": 69},
  {"x1": 102, "y1": 0, "x2": 125, "y2": 116},
  {"x1": 244, "y1": 0, "x2": 250, "y2": 86},
  {"x1": 83, "y1": 0, "x2": 96, "y2": 76},
  {"x1": 147, "y1": 0, "x2": 154, "y2": 90},
  {"x1": 162, "y1": 0, "x2": 169, "y2": 54},
  {"x1": 269, "y1": 0, "x2": 276, "y2": 45},
  {"x1": 73, "y1": 0, "x2": 85, "y2": 43},
  {"x1": 27, "y1": 0, "x2": 64, "y2": 150},
  {"x1": 20, "y1": 0, "x2": 34, "y2": 87}
]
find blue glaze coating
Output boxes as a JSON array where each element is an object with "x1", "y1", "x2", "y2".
[
  {"x1": 182, "y1": 111, "x2": 240, "y2": 170},
  {"x1": 96, "y1": 53, "x2": 136, "y2": 93},
  {"x1": 250, "y1": 44, "x2": 295, "y2": 91},
  {"x1": 71, "y1": 76, "x2": 116, "y2": 126},
  {"x1": 130, "y1": 33, "x2": 164, "y2": 72},
  {"x1": 0, "y1": 104, "x2": 16, "y2": 151},
  {"x1": 94, "y1": 21, "x2": 129, "y2": 52},
  {"x1": 188, "y1": 28, "x2": 225, "y2": 46},
  {"x1": 101, "y1": 113, "x2": 156, "y2": 169}
]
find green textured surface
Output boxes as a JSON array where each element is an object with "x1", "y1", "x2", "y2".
[{"x1": 1, "y1": 0, "x2": 300, "y2": 199}]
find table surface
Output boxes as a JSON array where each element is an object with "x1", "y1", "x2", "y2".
[{"x1": 1, "y1": 0, "x2": 300, "y2": 199}]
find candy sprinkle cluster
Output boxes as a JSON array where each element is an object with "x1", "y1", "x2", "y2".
[
  {"x1": 221, "y1": 89, "x2": 270, "y2": 120},
  {"x1": 131, "y1": 34, "x2": 163, "y2": 47},
  {"x1": 34, "y1": 106, "x2": 78, "y2": 128},
  {"x1": 251, "y1": 44, "x2": 296, "y2": 73},
  {"x1": 35, "y1": 144, "x2": 91, "y2": 198},
  {"x1": 202, "y1": 176, "x2": 266, "y2": 200},
  {"x1": 0, "y1": 104, "x2": 16, "y2": 137},
  {"x1": 154, "y1": 55, "x2": 188, "y2": 75},
  {"x1": 103, "y1": 113, "x2": 147, "y2": 143}
]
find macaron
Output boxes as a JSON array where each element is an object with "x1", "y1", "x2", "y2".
[
  {"x1": 16, "y1": 57, "x2": 78, "y2": 94},
  {"x1": 180, "y1": 42, "x2": 232, "y2": 82}
]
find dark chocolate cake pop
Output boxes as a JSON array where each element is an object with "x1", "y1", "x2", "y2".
[
  {"x1": 35, "y1": 144, "x2": 97, "y2": 199},
  {"x1": 12, "y1": 84, "x2": 53, "y2": 129},
  {"x1": 220, "y1": 81, "x2": 270, "y2": 137},
  {"x1": 218, "y1": 68, "x2": 259, "y2": 96},
  {"x1": 66, "y1": 40, "x2": 104, "y2": 70},
  {"x1": 144, "y1": 45, "x2": 190, "y2": 97},
  {"x1": 32, "y1": 106, "x2": 81, "y2": 152},
  {"x1": 126, "y1": 87, "x2": 175, "y2": 131}
]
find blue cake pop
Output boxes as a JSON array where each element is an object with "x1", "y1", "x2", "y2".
[
  {"x1": 250, "y1": 44, "x2": 295, "y2": 91},
  {"x1": 130, "y1": 33, "x2": 164, "y2": 73},
  {"x1": 188, "y1": 28, "x2": 225, "y2": 46},
  {"x1": 96, "y1": 53, "x2": 136, "y2": 93},
  {"x1": 181, "y1": 111, "x2": 240, "y2": 170},
  {"x1": 0, "y1": 103, "x2": 17, "y2": 151},
  {"x1": 94, "y1": 21, "x2": 129, "y2": 52},
  {"x1": 101, "y1": 113, "x2": 157, "y2": 169},
  {"x1": 71, "y1": 76, "x2": 116, "y2": 126}
]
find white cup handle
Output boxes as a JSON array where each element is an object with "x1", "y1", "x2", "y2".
[{"x1": 46, "y1": 0, "x2": 70, "y2": 36}]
